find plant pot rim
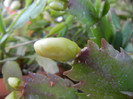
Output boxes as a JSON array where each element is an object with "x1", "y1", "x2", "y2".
[
  {"x1": 0, "y1": 72, "x2": 44, "y2": 99},
  {"x1": 0, "y1": 78, "x2": 10, "y2": 99},
  {"x1": 0, "y1": 72, "x2": 53, "y2": 99}
]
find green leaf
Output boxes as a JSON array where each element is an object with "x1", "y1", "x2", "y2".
[
  {"x1": 10, "y1": 0, "x2": 47, "y2": 31},
  {"x1": 90, "y1": 26, "x2": 103, "y2": 46},
  {"x1": 65, "y1": 15, "x2": 74, "y2": 25},
  {"x1": 91, "y1": 16, "x2": 114, "y2": 47},
  {"x1": 28, "y1": 20, "x2": 49, "y2": 30},
  {"x1": 47, "y1": 22, "x2": 66, "y2": 37},
  {"x1": 25, "y1": 0, "x2": 32, "y2": 7},
  {"x1": 68, "y1": 0, "x2": 98, "y2": 27},
  {"x1": 16, "y1": 46, "x2": 27, "y2": 56},
  {"x1": 57, "y1": 27, "x2": 68, "y2": 37},
  {"x1": 95, "y1": 0, "x2": 101, "y2": 17},
  {"x1": 50, "y1": 9, "x2": 65, "y2": 17},
  {"x1": 101, "y1": 0, "x2": 110, "y2": 17},
  {"x1": 111, "y1": 9, "x2": 121, "y2": 29},
  {"x1": 0, "y1": 57, "x2": 19, "y2": 63},
  {"x1": 0, "y1": 34, "x2": 8, "y2": 45},
  {"x1": 95, "y1": 0, "x2": 110, "y2": 18},
  {"x1": 0, "y1": 9, "x2": 6, "y2": 34},
  {"x1": 23, "y1": 73, "x2": 78, "y2": 99},
  {"x1": 122, "y1": 21, "x2": 133, "y2": 47},
  {"x1": 36, "y1": 56, "x2": 59, "y2": 74},
  {"x1": 2, "y1": 61, "x2": 22, "y2": 91},
  {"x1": 113, "y1": 31, "x2": 122, "y2": 51},
  {"x1": 75, "y1": 93, "x2": 88, "y2": 99},
  {"x1": 64, "y1": 39, "x2": 133, "y2": 98},
  {"x1": 125, "y1": 43, "x2": 133, "y2": 53}
]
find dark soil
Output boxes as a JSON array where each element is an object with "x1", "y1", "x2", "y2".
[{"x1": 0, "y1": 72, "x2": 3, "y2": 78}]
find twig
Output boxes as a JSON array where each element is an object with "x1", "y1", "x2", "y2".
[{"x1": 5, "y1": 39, "x2": 39, "y2": 50}]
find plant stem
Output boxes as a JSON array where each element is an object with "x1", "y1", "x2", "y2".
[{"x1": 5, "y1": 39, "x2": 38, "y2": 50}]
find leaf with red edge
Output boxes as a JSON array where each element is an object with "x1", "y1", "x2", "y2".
[
  {"x1": 22, "y1": 72, "x2": 78, "y2": 99},
  {"x1": 64, "y1": 39, "x2": 133, "y2": 98}
]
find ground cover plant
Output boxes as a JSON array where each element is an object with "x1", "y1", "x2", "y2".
[{"x1": 0, "y1": 0, "x2": 133, "y2": 99}]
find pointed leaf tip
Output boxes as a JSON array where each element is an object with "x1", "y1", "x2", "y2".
[
  {"x1": 119, "y1": 48, "x2": 133, "y2": 63},
  {"x1": 65, "y1": 39, "x2": 133, "y2": 98},
  {"x1": 23, "y1": 73, "x2": 77, "y2": 99},
  {"x1": 101, "y1": 38, "x2": 109, "y2": 48},
  {"x1": 120, "y1": 91, "x2": 133, "y2": 97},
  {"x1": 87, "y1": 40, "x2": 99, "y2": 50}
]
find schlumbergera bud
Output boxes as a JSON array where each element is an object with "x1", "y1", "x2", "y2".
[
  {"x1": 5, "y1": 91, "x2": 22, "y2": 99},
  {"x1": 8, "y1": 77, "x2": 23, "y2": 89},
  {"x1": 34, "y1": 37, "x2": 81, "y2": 62},
  {"x1": 49, "y1": 0, "x2": 67, "y2": 11},
  {"x1": 10, "y1": 1, "x2": 21, "y2": 11},
  {"x1": 4, "y1": 0, "x2": 12, "y2": 8}
]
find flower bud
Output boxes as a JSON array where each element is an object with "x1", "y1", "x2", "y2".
[
  {"x1": 10, "y1": 1, "x2": 21, "y2": 11},
  {"x1": 4, "y1": 0, "x2": 12, "y2": 8},
  {"x1": 34, "y1": 37, "x2": 81, "y2": 62},
  {"x1": 49, "y1": 1, "x2": 66, "y2": 11},
  {"x1": 5, "y1": 91, "x2": 22, "y2": 99},
  {"x1": 8, "y1": 77, "x2": 22, "y2": 89}
]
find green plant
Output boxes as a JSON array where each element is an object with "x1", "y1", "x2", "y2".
[
  {"x1": 34, "y1": 37, "x2": 81, "y2": 62},
  {"x1": 0, "y1": 0, "x2": 133, "y2": 98},
  {"x1": 4, "y1": 38, "x2": 133, "y2": 99}
]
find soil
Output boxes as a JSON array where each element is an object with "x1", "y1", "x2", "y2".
[{"x1": 0, "y1": 72, "x2": 3, "y2": 78}]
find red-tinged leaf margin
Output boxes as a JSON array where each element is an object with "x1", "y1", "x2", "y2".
[
  {"x1": 22, "y1": 72, "x2": 78, "y2": 99},
  {"x1": 64, "y1": 38, "x2": 133, "y2": 98}
]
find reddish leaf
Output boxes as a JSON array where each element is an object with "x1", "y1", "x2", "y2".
[
  {"x1": 23, "y1": 72, "x2": 78, "y2": 99},
  {"x1": 64, "y1": 39, "x2": 133, "y2": 98}
]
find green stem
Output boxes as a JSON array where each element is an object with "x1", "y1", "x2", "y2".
[
  {"x1": 0, "y1": 9, "x2": 6, "y2": 35},
  {"x1": 0, "y1": 33, "x2": 3, "y2": 41},
  {"x1": 0, "y1": 49, "x2": 3, "y2": 60}
]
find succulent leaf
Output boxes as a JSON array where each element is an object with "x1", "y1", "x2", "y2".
[
  {"x1": 23, "y1": 72, "x2": 78, "y2": 99},
  {"x1": 64, "y1": 39, "x2": 133, "y2": 98}
]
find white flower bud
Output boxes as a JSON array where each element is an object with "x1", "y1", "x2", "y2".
[
  {"x1": 5, "y1": 91, "x2": 22, "y2": 99},
  {"x1": 4, "y1": 0, "x2": 12, "y2": 8},
  {"x1": 34, "y1": 37, "x2": 81, "y2": 62},
  {"x1": 10, "y1": 1, "x2": 21, "y2": 11},
  {"x1": 8, "y1": 77, "x2": 21, "y2": 89}
]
